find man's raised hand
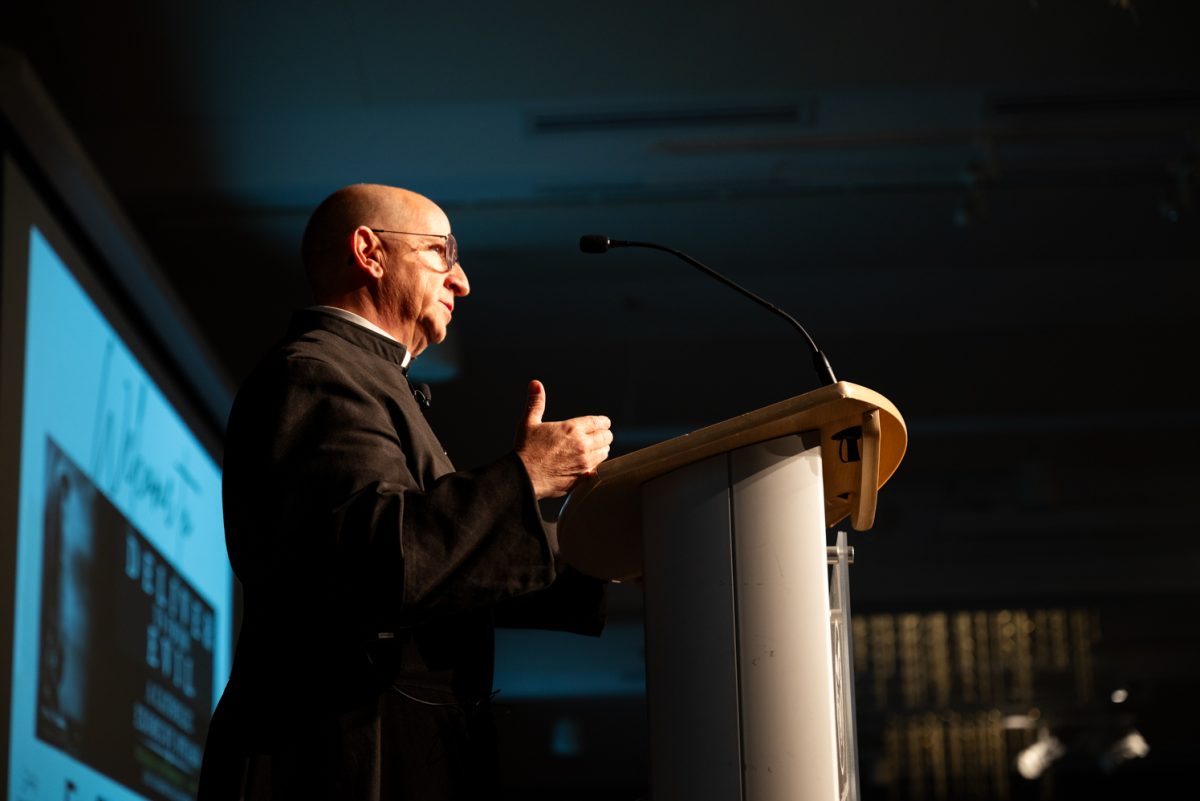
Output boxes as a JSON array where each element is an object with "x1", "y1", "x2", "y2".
[{"x1": 514, "y1": 379, "x2": 613, "y2": 500}]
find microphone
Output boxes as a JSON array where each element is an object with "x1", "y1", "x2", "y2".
[
  {"x1": 412, "y1": 382, "x2": 432, "y2": 410},
  {"x1": 579, "y1": 235, "x2": 838, "y2": 387},
  {"x1": 579, "y1": 234, "x2": 621, "y2": 253}
]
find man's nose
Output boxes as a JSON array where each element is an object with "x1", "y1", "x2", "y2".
[{"x1": 447, "y1": 261, "x2": 470, "y2": 296}]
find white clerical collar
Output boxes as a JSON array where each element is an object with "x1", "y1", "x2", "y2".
[{"x1": 312, "y1": 305, "x2": 412, "y2": 369}]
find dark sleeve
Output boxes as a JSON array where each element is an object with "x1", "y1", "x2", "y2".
[
  {"x1": 223, "y1": 352, "x2": 557, "y2": 629},
  {"x1": 491, "y1": 563, "x2": 608, "y2": 636}
]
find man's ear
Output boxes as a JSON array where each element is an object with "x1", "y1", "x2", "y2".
[{"x1": 349, "y1": 225, "x2": 385, "y2": 279}]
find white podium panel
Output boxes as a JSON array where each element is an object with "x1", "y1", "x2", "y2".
[
  {"x1": 642, "y1": 450, "x2": 743, "y2": 801},
  {"x1": 642, "y1": 433, "x2": 840, "y2": 801}
]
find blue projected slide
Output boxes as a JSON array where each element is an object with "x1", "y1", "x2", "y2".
[{"x1": 7, "y1": 227, "x2": 231, "y2": 801}]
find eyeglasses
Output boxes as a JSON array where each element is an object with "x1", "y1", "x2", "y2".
[{"x1": 370, "y1": 229, "x2": 458, "y2": 272}]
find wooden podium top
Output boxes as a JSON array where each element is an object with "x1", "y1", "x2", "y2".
[{"x1": 556, "y1": 381, "x2": 907, "y2": 581}]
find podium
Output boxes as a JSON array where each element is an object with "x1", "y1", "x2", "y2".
[{"x1": 558, "y1": 382, "x2": 907, "y2": 801}]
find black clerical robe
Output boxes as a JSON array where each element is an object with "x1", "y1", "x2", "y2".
[{"x1": 198, "y1": 309, "x2": 604, "y2": 800}]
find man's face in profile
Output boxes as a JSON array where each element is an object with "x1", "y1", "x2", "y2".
[{"x1": 378, "y1": 202, "x2": 468, "y2": 355}]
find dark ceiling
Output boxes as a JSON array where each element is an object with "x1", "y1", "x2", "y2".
[{"x1": 3, "y1": 1, "x2": 1199, "y2": 796}]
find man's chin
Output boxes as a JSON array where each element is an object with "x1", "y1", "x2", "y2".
[{"x1": 423, "y1": 325, "x2": 447, "y2": 348}]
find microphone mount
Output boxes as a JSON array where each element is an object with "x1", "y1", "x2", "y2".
[{"x1": 579, "y1": 235, "x2": 838, "y2": 387}]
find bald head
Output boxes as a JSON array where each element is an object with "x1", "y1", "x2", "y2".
[
  {"x1": 301, "y1": 183, "x2": 447, "y2": 302},
  {"x1": 298, "y1": 183, "x2": 469, "y2": 353}
]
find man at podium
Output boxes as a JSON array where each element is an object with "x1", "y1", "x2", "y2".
[{"x1": 197, "y1": 183, "x2": 613, "y2": 800}]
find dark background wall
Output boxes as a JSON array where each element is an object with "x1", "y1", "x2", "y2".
[{"x1": 3, "y1": 2, "x2": 1199, "y2": 798}]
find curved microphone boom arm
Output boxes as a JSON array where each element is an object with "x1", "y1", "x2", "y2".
[{"x1": 579, "y1": 234, "x2": 838, "y2": 387}]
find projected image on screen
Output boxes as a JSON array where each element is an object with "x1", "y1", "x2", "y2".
[
  {"x1": 37, "y1": 439, "x2": 213, "y2": 801},
  {"x1": 37, "y1": 438, "x2": 103, "y2": 753},
  {"x1": 6, "y1": 221, "x2": 230, "y2": 801}
]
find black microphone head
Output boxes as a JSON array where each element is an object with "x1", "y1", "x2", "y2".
[
  {"x1": 412, "y1": 382, "x2": 432, "y2": 409},
  {"x1": 579, "y1": 235, "x2": 611, "y2": 254}
]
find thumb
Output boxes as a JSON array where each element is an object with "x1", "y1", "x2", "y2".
[{"x1": 524, "y1": 379, "x2": 546, "y2": 426}]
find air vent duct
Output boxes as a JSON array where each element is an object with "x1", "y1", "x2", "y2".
[
  {"x1": 990, "y1": 91, "x2": 1200, "y2": 117},
  {"x1": 530, "y1": 101, "x2": 816, "y2": 134}
]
